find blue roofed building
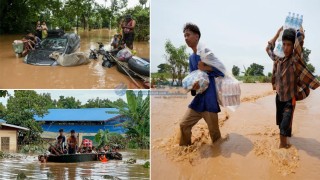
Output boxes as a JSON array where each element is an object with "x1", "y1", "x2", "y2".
[{"x1": 34, "y1": 108, "x2": 127, "y2": 134}]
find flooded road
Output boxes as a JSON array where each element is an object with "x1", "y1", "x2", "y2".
[
  {"x1": 0, "y1": 29, "x2": 149, "y2": 89},
  {"x1": 0, "y1": 149, "x2": 149, "y2": 180},
  {"x1": 151, "y1": 84, "x2": 320, "y2": 179}
]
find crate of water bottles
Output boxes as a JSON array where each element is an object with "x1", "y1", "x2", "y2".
[{"x1": 274, "y1": 12, "x2": 303, "y2": 58}]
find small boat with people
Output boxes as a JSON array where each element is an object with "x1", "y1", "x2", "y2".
[{"x1": 38, "y1": 129, "x2": 122, "y2": 163}]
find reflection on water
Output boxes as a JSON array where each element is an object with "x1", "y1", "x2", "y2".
[
  {"x1": 0, "y1": 150, "x2": 149, "y2": 180},
  {"x1": 0, "y1": 29, "x2": 149, "y2": 89}
]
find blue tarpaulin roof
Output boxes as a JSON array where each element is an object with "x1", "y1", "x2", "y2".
[{"x1": 34, "y1": 108, "x2": 122, "y2": 122}]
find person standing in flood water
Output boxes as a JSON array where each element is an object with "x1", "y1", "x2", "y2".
[
  {"x1": 266, "y1": 26, "x2": 320, "y2": 148},
  {"x1": 121, "y1": 15, "x2": 136, "y2": 50},
  {"x1": 179, "y1": 23, "x2": 224, "y2": 146}
]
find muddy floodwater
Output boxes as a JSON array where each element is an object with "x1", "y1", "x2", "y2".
[
  {"x1": 0, "y1": 149, "x2": 149, "y2": 180},
  {"x1": 151, "y1": 84, "x2": 320, "y2": 179},
  {"x1": 0, "y1": 29, "x2": 149, "y2": 89}
]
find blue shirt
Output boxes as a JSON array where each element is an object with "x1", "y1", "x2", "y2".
[{"x1": 188, "y1": 53, "x2": 224, "y2": 113}]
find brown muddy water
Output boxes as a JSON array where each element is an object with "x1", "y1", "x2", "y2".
[
  {"x1": 0, "y1": 150, "x2": 149, "y2": 180},
  {"x1": 151, "y1": 83, "x2": 320, "y2": 179},
  {"x1": 0, "y1": 29, "x2": 149, "y2": 89}
]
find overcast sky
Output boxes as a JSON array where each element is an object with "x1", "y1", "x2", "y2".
[
  {"x1": 151, "y1": 0, "x2": 320, "y2": 75},
  {"x1": 0, "y1": 90, "x2": 149, "y2": 106}
]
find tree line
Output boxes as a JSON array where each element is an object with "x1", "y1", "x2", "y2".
[
  {"x1": 0, "y1": 0, "x2": 149, "y2": 41},
  {"x1": 0, "y1": 90, "x2": 150, "y2": 149},
  {"x1": 151, "y1": 41, "x2": 316, "y2": 86}
]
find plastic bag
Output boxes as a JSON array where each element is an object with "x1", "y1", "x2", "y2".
[
  {"x1": 116, "y1": 48, "x2": 132, "y2": 61},
  {"x1": 182, "y1": 70, "x2": 209, "y2": 94},
  {"x1": 197, "y1": 43, "x2": 226, "y2": 73},
  {"x1": 12, "y1": 40, "x2": 24, "y2": 54},
  {"x1": 197, "y1": 43, "x2": 241, "y2": 111}
]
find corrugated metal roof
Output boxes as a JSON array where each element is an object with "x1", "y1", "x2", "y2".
[
  {"x1": 34, "y1": 108, "x2": 122, "y2": 121},
  {"x1": 0, "y1": 123, "x2": 29, "y2": 131}
]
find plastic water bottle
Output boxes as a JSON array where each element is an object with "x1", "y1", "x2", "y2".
[
  {"x1": 299, "y1": 15, "x2": 303, "y2": 28},
  {"x1": 284, "y1": 12, "x2": 291, "y2": 29}
]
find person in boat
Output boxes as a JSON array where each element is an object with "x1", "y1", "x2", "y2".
[
  {"x1": 111, "y1": 146, "x2": 122, "y2": 160},
  {"x1": 99, "y1": 147, "x2": 105, "y2": 153},
  {"x1": 56, "y1": 129, "x2": 67, "y2": 154},
  {"x1": 49, "y1": 136, "x2": 64, "y2": 155},
  {"x1": 121, "y1": 14, "x2": 136, "y2": 50},
  {"x1": 67, "y1": 130, "x2": 78, "y2": 154},
  {"x1": 87, "y1": 146, "x2": 93, "y2": 153},
  {"x1": 91, "y1": 146, "x2": 97, "y2": 153},
  {"x1": 104, "y1": 145, "x2": 111, "y2": 152}
]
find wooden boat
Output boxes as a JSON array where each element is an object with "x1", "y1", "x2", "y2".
[{"x1": 46, "y1": 152, "x2": 122, "y2": 163}]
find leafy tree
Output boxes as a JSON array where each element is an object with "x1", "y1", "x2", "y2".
[
  {"x1": 0, "y1": 90, "x2": 8, "y2": 97},
  {"x1": 112, "y1": 90, "x2": 149, "y2": 149},
  {"x1": 56, "y1": 96, "x2": 81, "y2": 109},
  {"x1": 232, "y1": 65, "x2": 240, "y2": 76},
  {"x1": 4, "y1": 91, "x2": 50, "y2": 144},
  {"x1": 157, "y1": 63, "x2": 171, "y2": 73},
  {"x1": 244, "y1": 63, "x2": 264, "y2": 76},
  {"x1": 164, "y1": 40, "x2": 189, "y2": 86},
  {"x1": 302, "y1": 47, "x2": 315, "y2": 73},
  {"x1": 0, "y1": 103, "x2": 6, "y2": 119}
]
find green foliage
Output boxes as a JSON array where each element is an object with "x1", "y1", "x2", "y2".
[
  {"x1": 56, "y1": 96, "x2": 81, "y2": 109},
  {"x1": 237, "y1": 76, "x2": 271, "y2": 83},
  {"x1": 113, "y1": 90, "x2": 150, "y2": 149},
  {"x1": 232, "y1": 65, "x2": 240, "y2": 76},
  {"x1": 244, "y1": 63, "x2": 264, "y2": 76},
  {"x1": 302, "y1": 47, "x2": 316, "y2": 73},
  {"x1": 267, "y1": 72, "x2": 272, "y2": 77},
  {"x1": 0, "y1": 90, "x2": 8, "y2": 97},
  {"x1": 94, "y1": 129, "x2": 126, "y2": 149},
  {"x1": 157, "y1": 63, "x2": 171, "y2": 73},
  {"x1": 83, "y1": 97, "x2": 113, "y2": 108},
  {"x1": 0, "y1": 0, "x2": 149, "y2": 38},
  {"x1": 143, "y1": 161, "x2": 150, "y2": 168},
  {"x1": 19, "y1": 144, "x2": 47, "y2": 154},
  {"x1": 4, "y1": 90, "x2": 51, "y2": 144},
  {"x1": 122, "y1": 5, "x2": 150, "y2": 41},
  {"x1": 164, "y1": 40, "x2": 189, "y2": 86},
  {"x1": 307, "y1": 63, "x2": 315, "y2": 74}
]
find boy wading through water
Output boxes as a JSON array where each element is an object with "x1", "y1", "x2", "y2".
[
  {"x1": 179, "y1": 23, "x2": 224, "y2": 146},
  {"x1": 266, "y1": 26, "x2": 320, "y2": 148}
]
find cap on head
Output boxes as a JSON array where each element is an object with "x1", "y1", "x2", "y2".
[
  {"x1": 282, "y1": 28, "x2": 296, "y2": 45},
  {"x1": 59, "y1": 129, "x2": 64, "y2": 132}
]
